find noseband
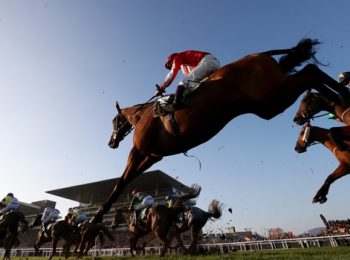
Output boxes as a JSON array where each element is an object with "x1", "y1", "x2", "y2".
[{"x1": 112, "y1": 115, "x2": 133, "y2": 142}]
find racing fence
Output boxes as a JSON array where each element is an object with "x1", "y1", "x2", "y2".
[{"x1": 2, "y1": 234, "x2": 350, "y2": 257}]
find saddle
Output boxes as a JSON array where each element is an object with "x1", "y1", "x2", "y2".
[
  {"x1": 0, "y1": 210, "x2": 13, "y2": 221},
  {"x1": 140, "y1": 207, "x2": 148, "y2": 220},
  {"x1": 175, "y1": 209, "x2": 190, "y2": 229},
  {"x1": 132, "y1": 207, "x2": 150, "y2": 227},
  {"x1": 153, "y1": 77, "x2": 207, "y2": 118}
]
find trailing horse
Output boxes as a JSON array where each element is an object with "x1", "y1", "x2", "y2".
[
  {"x1": 294, "y1": 90, "x2": 350, "y2": 150},
  {"x1": 295, "y1": 123, "x2": 350, "y2": 203},
  {"x1": 92, "y1": 38, "x2": 349, "y2": 223},
  {"x1": 168, "y1": 199, "x2": 223, "y2": 255},
  {"x1": 294, "y1": 90, "x2": 350, "y2": 125},
  {"x1": 30, "y1": 213, "x2": 79, "y2": 259},
  {"x1": 0, "y1": 211, "x2": 28, "y2": 260},
  {"x1": 111, "y1": 186, "x2": 201, "y2": 256},
  {"x1": 77, "y1": 220, "x2": 115, "y2": 258}
]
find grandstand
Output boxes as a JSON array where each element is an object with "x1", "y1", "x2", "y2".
[
  {"x1": 16, "y1": 170, "x2": 193, "y2": 249},
  {"x1": 46, "y1": 169, "x2": 193, "y2": 226}
]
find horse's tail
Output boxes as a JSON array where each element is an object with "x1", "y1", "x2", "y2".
[
  {"x1": 173, "y1": 184, "x2": 201, "y2": 209},
  {"x1": 206, "y1": 199, "x2": 223, "y2": 220},
  {"x1": 262, "y1": 38, "x2": 321, "y2": 74},
  {"x1": 98, "y1": 223, "x2": 115, "y2": 241}
]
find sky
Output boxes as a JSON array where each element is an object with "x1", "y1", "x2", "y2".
[{"x1": 1, "y1": 0, "x2": 350, "y2": 236}]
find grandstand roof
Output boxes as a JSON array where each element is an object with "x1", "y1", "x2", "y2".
[
  {"x1": 46, "y1": 170, "x2": 191, "y2": 204},
  {"x1": 19, "y1": 202, "x2": 41, "y2": 215}
]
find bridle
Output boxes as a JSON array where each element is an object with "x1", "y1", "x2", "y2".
[
  {"x1": 299, "y1": 123, "x2": 319, "y2": 149},
  {"x1": 298, "y1": 94, "x2": 329, "y2": 121},
  {"x1": 111, "y1": 94, "x2": 158, "y2": 143}
]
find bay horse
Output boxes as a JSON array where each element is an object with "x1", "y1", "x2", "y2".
[
  {"x1": 0, "y1": 211, "x2": 28, "y2": 260},
  {"x1": 77, "y1": 220, "x2": 115, "y2": 258},
  {"x1": 30, "y1": 213, "x2": 79, "y2": 260},
  {"x1": 295, "y1": 123, "x2": 350, "y2": 203},
  {"x1": 111, "y1": 186, "x2": 201, "y2": 256},
  {"x1": 294, "y1": 90, "x2": 350, "y2": 125},
  {"x1": 92, "y1": 38, "x2": 350, "y2": 223},
  {"x1": 168, "y1": 199, "x2": 223, "y2": 255},
  {"x1": 294, "y1": 90, "x2": 350, "y2": 150}
]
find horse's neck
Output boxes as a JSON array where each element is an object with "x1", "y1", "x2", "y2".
[
  {"x1": 311, "y1": 127, "x2": 335, "y2": 151},
  {"x1": 123, "y1": 103, "x2": 153, "y2": 125},
  {"x1": 315, "y1": 94, "x2": 334, "y2": 113}
]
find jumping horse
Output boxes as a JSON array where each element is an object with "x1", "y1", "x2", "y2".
[
  {"x1": 294, "y1": 90, "x2": 350, "y2": 150},
  {"x1": 294, "y1": 90, "x2": 350, "y2": 125},
  {"x1": 92, "y1": 38, "x2": 349, "y2": 223},
  {"x1": 111, "y1": 186, "x2": 201, "y2": 256},
  {"x1": 295, "y1": 123, "x2": 350, "y2": 203},
  {"x1": 0, "y1": 211, "x2": 28, "y2": 260}
]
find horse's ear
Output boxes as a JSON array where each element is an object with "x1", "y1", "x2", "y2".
[{"x1": 115, "y1": 102, "x2": 121, "y2": 113}]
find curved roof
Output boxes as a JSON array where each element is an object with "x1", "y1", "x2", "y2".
[{"x1": 46, "y1": 170, "x2": 190, "y2": 204}]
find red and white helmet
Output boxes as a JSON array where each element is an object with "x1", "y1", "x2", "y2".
[{"x1": 165, "y1": 53, "x2": 177, "y2": 70}]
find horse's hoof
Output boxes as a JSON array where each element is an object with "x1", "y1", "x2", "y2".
[{"x1": 313, "y1": 196, "x2": 327, "y2": 204}]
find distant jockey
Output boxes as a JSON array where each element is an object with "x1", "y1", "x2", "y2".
[
  {"x1": 128, "y1": 188, "x2": 154, "y2": 225},
  {"x1": 0, "y1": 193, "x2": 19, "y2": 215},
  {"x1": 41, "y1": 207, "x2": 60, "y2": 229},
  {"x1": 71, "y1": 208, "x2": 87, "y2": 226}
]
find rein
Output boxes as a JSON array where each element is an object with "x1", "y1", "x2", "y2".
[
  {"x1": 310, "y1": 112, "x2": 329, "y2": 119},
  {"x1": 118, "y1": 94, "x2": 158, "y2": 137}
]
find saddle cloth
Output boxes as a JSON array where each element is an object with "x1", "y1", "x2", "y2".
[{"x1": 153, "y1": 77, "x2": 208, "y2": 117}]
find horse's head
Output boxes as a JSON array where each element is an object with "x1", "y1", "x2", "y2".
[
  {"x1": 30, "y1": 213, "x2": 42, "y2": 228},
  {"x1": 111, "y1": 208, "x2": 127, "y2": 230},
  {"x1": 18, "y1": 219, "x2": 29, "y2": 233},
  {"x1": 295, "y1": 123, "x2": 313, "y2": 153},
  {"x1": 108, "y1": 102, "x2": 133, "y2": 149},
  {"x1": 294, "y1": 91, "x2": 323, "y2": 125}
]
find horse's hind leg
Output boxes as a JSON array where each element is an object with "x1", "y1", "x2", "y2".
[
  {"x1": 188, "y1": 228, "x2": 200, "y2": 255},
  {"x1": 301, "y1": 64, "x2": 346, "y2": 102},
  {"x1": 157, "y1": 232, "x2": 171, "y2": 257},
  {"x1": 49, "y1": 238, "x2": 58, "y2": 260}
]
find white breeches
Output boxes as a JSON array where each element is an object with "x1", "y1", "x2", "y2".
[
  {"x1": 180, "y1": 54, "x2": 221, "y2": 87},
  {"x1": 134, "y1": 195, "x2": 154, "y2": 211},
  {"x1": 43, "y1": 211, "x2": 59, "y2": 224}
]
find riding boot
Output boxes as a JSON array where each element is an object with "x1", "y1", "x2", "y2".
[{"x1": 173, "y1": 85, "x2": 186, "y2": 110}]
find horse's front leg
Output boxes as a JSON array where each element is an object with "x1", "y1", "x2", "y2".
[
  {"x1": 130, "y1": 233, "x2": 139, "y2": 257},
  {"x1": 313, "y1": 163, "x2": 350, "y2": 203},
  {"x1": 94, "y1": 148, "x2": 162, "y2": 222}
]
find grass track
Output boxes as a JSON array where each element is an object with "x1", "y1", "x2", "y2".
[{"x1": 9, "y1": 246, "x2": 350, "y2": 259}]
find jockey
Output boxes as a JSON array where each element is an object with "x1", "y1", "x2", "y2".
[
  {"x1": 338, "y1": 72, "x2": 350, "y2": 87},
  {"x1": 156, "y1": 50, "x2": 220, "y2": 110},
  {"x1": 0, "y1": 193, "x2": 19, "y2": 215},
  {"x1": 128, "y1": 188, "x2": 154, "y2": 225},
  {"x1": 41, "y1": 207, "x2": 60, "y2": 229},
  {"x1": 165, "y1": 194, "x2": 174, "y2": 208},
  {"x1": 328, "y1": 72, "x2": 350, "y2": 121},
  {"x1": 72, "y1": 208, "x2": 87, "y2": 226}
]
